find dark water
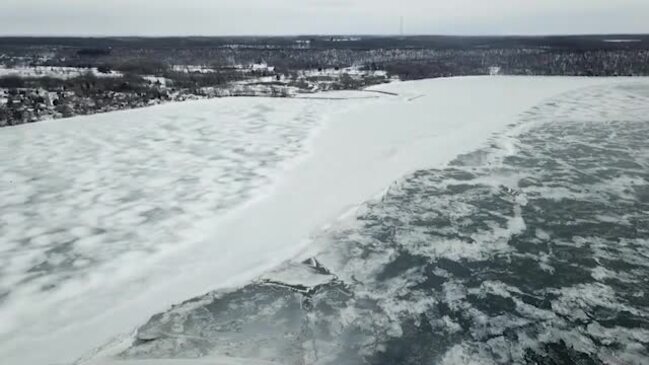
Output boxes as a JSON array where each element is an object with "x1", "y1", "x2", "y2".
[{"x1": 120, "y1": 84, "x2": 649, "y2": 364}]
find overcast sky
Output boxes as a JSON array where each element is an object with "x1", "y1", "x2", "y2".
[{"x1": 1, "y1": 0, "x2": 648, "y2": 36}]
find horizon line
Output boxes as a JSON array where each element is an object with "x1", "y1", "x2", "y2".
[{"x1": 0, "y1": 33, "x2": 648, "y2": 39}]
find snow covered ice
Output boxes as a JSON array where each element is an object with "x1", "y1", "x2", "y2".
[
  {"x1": 0, "y1": 95, "x2": 364, "y2": 364},
  {"x1": 0, "y1": 76, "x2": 647, "y2": 365}
]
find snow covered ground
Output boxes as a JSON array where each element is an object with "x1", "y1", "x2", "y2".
[
  {"x1": 300, "y1": 66, "x2": 388, "y2": 78},
  {"x1": 0, "y1": 66, "x2": 122, "y2": 79},
  {"x1": 0, "y1": 76, "x2": 641, "y2": 365}
]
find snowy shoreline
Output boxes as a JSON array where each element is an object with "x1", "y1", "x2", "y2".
[{"x1": 0, "y1": 76, "x2": 644, "y2": 365}]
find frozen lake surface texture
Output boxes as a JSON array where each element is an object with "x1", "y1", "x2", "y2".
[{"x1": 1, "y1": 77, "x2": 648, "y2": 365}]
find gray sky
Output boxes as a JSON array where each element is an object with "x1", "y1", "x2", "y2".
[{"x1": 1, "y1": 0, "x2": 648, "y2": 36}]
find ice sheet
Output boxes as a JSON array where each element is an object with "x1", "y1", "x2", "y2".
[
  {"x1": 0, "y1": 76, "x2": 636, "y2": 365},
  {"x1": 0, "y1": 95, "x2": 367, "y2": 364},
  {"x1": 111, "y1": 78, "x2": 649, "y2": 365}
]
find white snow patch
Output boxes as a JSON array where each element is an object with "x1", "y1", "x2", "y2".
[
  {"x1": 0, "y1": 66, "x2": 122, "y2": 79},
  {"x1": 171, "y1": 65, "x2": 217, "y2": 73}
]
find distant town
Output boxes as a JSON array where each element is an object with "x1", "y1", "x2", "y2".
[{"x1": 1, "y1": 35, "x2": 649, "y2": 127}]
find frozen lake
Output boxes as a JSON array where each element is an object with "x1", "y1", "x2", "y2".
[{"x1": 0, "y1": 76, "x2": 646, "y2": 364}]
